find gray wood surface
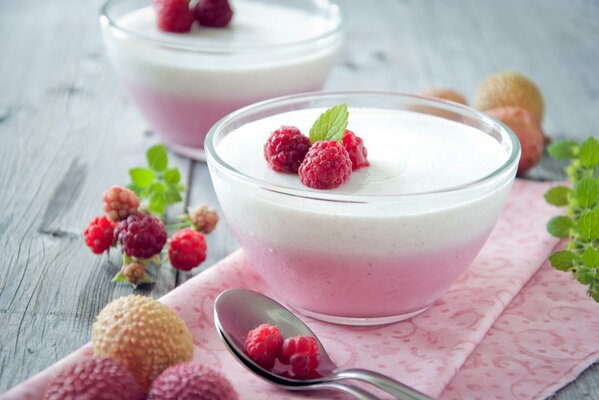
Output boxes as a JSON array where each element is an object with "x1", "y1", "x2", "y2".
[{"x1": 0, "y1": 0, "x2": 597, "y2": 398}]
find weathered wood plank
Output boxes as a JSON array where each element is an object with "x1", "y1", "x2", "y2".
[{"x1": 0, "y1": 0, "x2": 187, "y2": 390}]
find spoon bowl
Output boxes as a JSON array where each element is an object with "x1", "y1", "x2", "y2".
[{"x1": 214, "y1": 288, "x2": 433, "y2": 399}]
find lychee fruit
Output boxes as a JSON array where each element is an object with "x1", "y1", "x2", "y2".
[
  {"x1": 486, "y1": 106, "x2": 545, "y2": 176},
  {"x1": 421, "y1": 87, "x2": 467, "y2": 105},
  {"x1": 92, "y1": 295, "x2": 194, "y2": 392},
  {"x1": 148, "y1": 363, "x2": 238, "y2": 400},
  {"x1": 475, "y1": 71, "x2": 544, "y2": 121},
  {"x1": 43, "y1": 357, "x2": 144, "y2": 400}
]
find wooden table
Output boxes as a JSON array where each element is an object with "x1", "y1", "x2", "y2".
[{"x1": 1, "y1": 0, "x2": 597, "y2": 397}]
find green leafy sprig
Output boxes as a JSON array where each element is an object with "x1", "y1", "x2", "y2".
[
  {"x1": 127, "y1": 144, "x2": 185, "y2": 219},
  {"x1": 309, "y1": 103, "x2": 349, "y2": 144},
  {"x1": 544, "y1": 137, "x2": 599, "y2": 301}
]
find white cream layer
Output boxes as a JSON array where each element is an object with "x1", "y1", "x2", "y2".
[{"x1": 217, "y1": 108, "x2": 508, "y2": 195}]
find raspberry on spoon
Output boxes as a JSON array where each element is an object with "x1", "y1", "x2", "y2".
[
  {"x1": 244, "y1": 323, "x2": 284, "y2": 369},
  {"x1": 153, "y1": 0, "x2": 195, "y2": 33},
  {"x1": 279, "y1": 335, "x2": 321, "y2": 379}
]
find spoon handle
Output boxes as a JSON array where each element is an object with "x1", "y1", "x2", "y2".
[
  {"x1": 334, "y1": 369, "x2": 433, "y2": 400},
  {"x1": 311, "y1": 382, "x2": 380, "y2": 400}
]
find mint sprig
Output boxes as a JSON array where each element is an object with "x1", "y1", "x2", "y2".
[
  {"x1": 127, "y1": 144, "x2": 185, "y2": 219},
  {"x1": 309, "y1": 103, "x2": 349, "y2": 144},
  {"x1": 545, "y1": 137, "x2": 599, "y2": 302}
]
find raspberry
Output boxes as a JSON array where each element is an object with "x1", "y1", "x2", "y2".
[
  {"x1": 195, "y1": 0, "x2": 233, "y2": 28},
  {"x1": 168, "y1": 228, "x2": 207, "y2": 271},
  {"x1": 121, "y1": 262, "x2": 146, "y2": 285},
  {"x1": 279, "y1": 336, "x2": 321, "y2": 379},
  {"x1": 115, "y1": 213, "x2": 167, "y2": 259},
  {"x1": 264, "y1": 126, "x2": 311, "y2": 173},
  {"x1": 244, "y1": 323, "x2": 284, "y2": 369},
  {"x1": 298, "y1": 140, "x2": 352, "y2": 189},
  {"x1": 43, "y1": 358, "x2": 144, "y2": 400},
  {"x1": 342, "y1": 130, "x2": 369, "y2": 170},
  {"x1": 153, "y1": 0, "x2": 195, "y2": 33},
  {"x1": 84, "y1": 216, "x2": 116, "y2": 254},
  {"x1": 188, "y1": 204, "x2": 219, "y2": 234},
  {"x1": 102, "y1": 185, "x2": 140, "y2": 222},
  {"x1": 148, "y1": 363, "x2": 238, "y2": 400}
]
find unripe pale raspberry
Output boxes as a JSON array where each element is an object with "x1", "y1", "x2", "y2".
[
  {"x1": 121, "y1": 262, "x2": 146, "y2": 284},
  {"x1": 188, "y1": 204, "x2": 219, "y2": 234},
  {"x1": 103, "y1": 185, "x2": 140, "y2": 222}
]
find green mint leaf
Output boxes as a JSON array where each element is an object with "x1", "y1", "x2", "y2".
[
  {"x1": 309, "y1": 103, "x2": 349, "y2": 144},
  {"x1": 544, "y1": 186, "x2": 571, "y2": 207},
  {"x1": 127, "y1": 183, "x2": 142, "y2": 197},
  {"x1": 546, "y1": 216, "x2": 574, "y2": 238},
  {"x1": 582, "y1": 247, "x2": 599, "y2": 269},
  {"x1": 579, "y1": 137, "x2": 599, "y2": 168},
  {"x1": 549, "y1": 250, "x2": 576, "y2": 271},
  {"x1": 149, "y1": 193, "x2": 167, "y2": 216},
  {"x1": 129, "y1": 168, "x2": 155, "y2": 188},
  {"x1": 547, "y1": 140, "x2": 579, "y2": 161},
  {"x1": 575, "y1": 266, "x2": 593, "y2": 284},
  {"x1": 164, "y1": 191, "x2": 183, "y2": 204},
  {"x1": 164, "y1": 168, "x2": 181, "y2": 184},
  {"x1": 575, "y1": 176, "x2": 599, "y2": 208},
  {"x1": 111, "y1": 272, "x2": 126, "y2": 283},
  {"x1": 590, "y1": 285, "x2": 599, "y2": 302},
  {"x1": 150, "y1": 181, "x2": 165, "y2": 194},
  {"x1": 578, "y1": 210, "x2": 599, "y2": 241},
  {"x1": 146, "y1": 144, "x2": 168, "y2": 171}
]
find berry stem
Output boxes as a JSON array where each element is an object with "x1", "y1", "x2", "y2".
[{"x1": 165, "y1": 221, "x2": 192, "y2": 231}]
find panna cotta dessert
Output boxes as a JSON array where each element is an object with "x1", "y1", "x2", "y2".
[
  {"x1": 206, "y1": 92, "x2": 520, "y2": 325},
  {"x1": 100, "y1": 0, "x2": 344, "y2": 159}
]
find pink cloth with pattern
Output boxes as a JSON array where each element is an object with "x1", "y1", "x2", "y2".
[{"x1": 3, "y1": 179, "x2": 599, "y2": 399}]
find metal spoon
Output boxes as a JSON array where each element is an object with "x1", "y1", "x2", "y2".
[{"x1": 214, "y1": 288, "x2": 433, "y2": 400}]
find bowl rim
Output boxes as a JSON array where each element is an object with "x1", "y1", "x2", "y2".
[
  {"x1": 205, "y1": 91, "x2": 522, "y2": 203},
  {"x1": 99, "y1": 0, "x2": 345, "y2": 54}
]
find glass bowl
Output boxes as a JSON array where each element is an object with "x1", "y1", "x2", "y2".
[
  {"x1": 206, "y1": 91, "x2": 521, "y2": 325},
  {"x1": 100, "y1": 0, "x2": 344, "y2": 160}
]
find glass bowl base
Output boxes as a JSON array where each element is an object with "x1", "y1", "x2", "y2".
[{"x1": 293, "y1": 304, "x2": 431, "y2": 326}]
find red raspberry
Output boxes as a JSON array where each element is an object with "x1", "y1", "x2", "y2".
[
  {"x1": 195, "y1": 0, "x2": 233, "y2": 28},
  {"x1": 102, "y1": 185, "x2": 140, "y2": 222},
  {"x1": 115, "y1": 213, "x2": 167, "y2": 259},
  {"x1": 298, "y1": 140, "x2": 352, "y2": 189},
  {"x1": 153, "y1": 0, "x2": 195, "y2": 33},
  {"x1": 168, "y1": 228, "x2": 207, "y2": 271},
  {"x1": 121, "y1": 262, "x2": 146, "y2": 285},
  {"x1": 264, "y1": 126, "x2": 311, "y2": 173},
  {"x1": 244, "y1": 323, "x2": 284, "y2": 369},
  {"x1": 188, "y1": 204, "x2": 219, "y2": 234},
  {"x1": 279, "y1": 336, "x2": 321, "y2": 379},
  {"x1": 84, "y1": 216, "x2": 116, "y2": 254},
  {"x1": 342, "y1": 129, "x2": 369, "y2": 170}
]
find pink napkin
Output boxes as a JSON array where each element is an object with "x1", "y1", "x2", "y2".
[{"x1": 4, "y1": 179, "x2": 599, "y2": 400}]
